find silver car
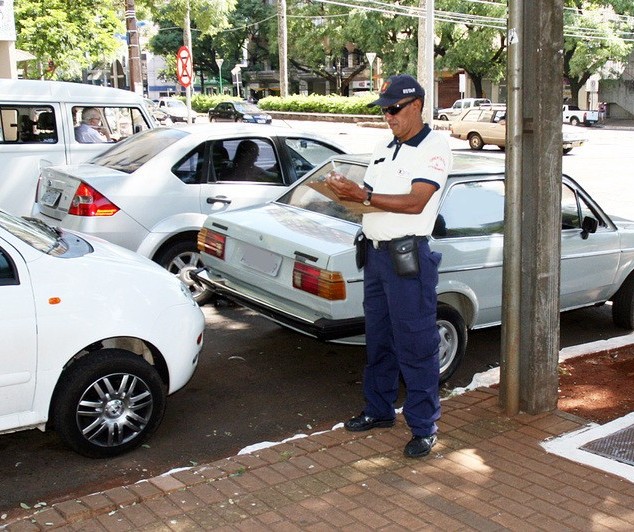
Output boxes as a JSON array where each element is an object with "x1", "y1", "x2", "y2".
[
  {"x1": 32, "y1": 125, "x2": 346, "y2": 303},
  {"x1": 194, "y1": 153, "x2": 634, "y2": 382}
]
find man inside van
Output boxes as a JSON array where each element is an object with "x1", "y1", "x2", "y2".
[{"x1": 75, "y1": 108, "x2": 111, "y2": 143}]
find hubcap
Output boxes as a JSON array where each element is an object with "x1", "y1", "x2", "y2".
[
  {"x1": 76, "y1": 373, "x2": 153, "y2": 448},
  {"x1": 166, "y1": 250, "x2": 207, "y2": 301},
  {"x1": 437, "y1": 319, "x2": 458, "y2": 375}
]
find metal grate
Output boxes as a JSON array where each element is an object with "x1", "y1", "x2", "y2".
[{"x1": 581, "y1": 425, "x2": 634, "y2": 466}]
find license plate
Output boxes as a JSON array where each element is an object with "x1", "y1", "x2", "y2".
[
  {"x1": 41, "y1": 189, "x2": 61, "y2": 207},
  {"x1": 257, "y1": 119, "x2": 266, "y2": 123},
  {"x1": 239, "y1": 244, "x2": 282, "y2": 276}
]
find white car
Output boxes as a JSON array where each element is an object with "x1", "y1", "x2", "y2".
[
  {"x1": 157, "y1": 97, "x2": 194, "y2": 123},
  {"x1": 32, "y1": 124, "x2": 347, "y2": 304},
  {"x1": 194, "y1": 154, "x2": 634, "y2": 383},
  {"x1": 0, "y1": 210, "x2": 204, "y2": 457}
]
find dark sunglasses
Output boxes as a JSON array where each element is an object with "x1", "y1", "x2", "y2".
[{"x1": 381, "y1": 98, "x2": 418, "y2": 116}]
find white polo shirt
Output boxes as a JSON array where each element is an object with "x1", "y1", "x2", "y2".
[{"x1": 362, "y1": 125, "x2": 452, "y2": 241}]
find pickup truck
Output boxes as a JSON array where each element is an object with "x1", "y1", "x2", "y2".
[{"x1": 562, "y1": 105, "x2": 599, "y2": 126}]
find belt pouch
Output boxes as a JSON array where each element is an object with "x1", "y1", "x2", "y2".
[
  {"x1": 388, "y1": 235, "x2": 420, "y2": 277},
  {"x1": 355, "y1": 230, "x2": 367, "y2": 269}
]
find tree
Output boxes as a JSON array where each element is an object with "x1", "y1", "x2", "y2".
[
  {"x1": 563, "y1": 0, "x2": 634, "y2": 105},
  {"x1": 14, "y1": 0, "x2": 122, "y2": 80}
]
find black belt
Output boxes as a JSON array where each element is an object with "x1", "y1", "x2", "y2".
[{"x1": 370, "y1": 235, "x2": 428, "y2": 250}]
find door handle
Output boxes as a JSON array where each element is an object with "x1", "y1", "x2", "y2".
[{"x1": 206, "y1": 197, "x2": 232, "y2": 205}]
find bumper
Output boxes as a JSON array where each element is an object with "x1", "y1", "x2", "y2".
[{"x1": 192, "y1": 268, "x2": 365, "y2": 341}]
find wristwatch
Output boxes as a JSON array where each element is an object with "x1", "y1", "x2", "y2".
[{"x1": 362, "y1": 190, "x2": 372, "y2": 206}]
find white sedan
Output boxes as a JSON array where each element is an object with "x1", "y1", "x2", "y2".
[
  {"x1": 0, "y1": 210, "x2": 204, "y2": 457},
  {"x1": 194, "y1": 153, "x2": 634, "y2": 383},
  {"x1": 32, "y1": 124, "x2": 346, "y2": 304}
]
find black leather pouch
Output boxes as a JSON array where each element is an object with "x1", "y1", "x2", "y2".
[
  {"x1": 388, "y1": 235, "x2": 420, "y2": 277},
  {"x1": 355, "y1": 230, "x2": 367, "y2": 269}
]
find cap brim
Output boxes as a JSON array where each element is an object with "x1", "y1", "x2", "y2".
[{"x1": 367, "y1": 95, "x2": 402, "y2": 108}]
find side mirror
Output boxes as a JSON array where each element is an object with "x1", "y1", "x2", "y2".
[{"x1": 580, "y1": 216, "x2": 598, "y2": 240}]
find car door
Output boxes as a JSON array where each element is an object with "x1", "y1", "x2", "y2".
[
  {"x1": 0, "y1": 242, "x2": 37, "y2": 428},
  {"x1": 559, "y1": 182, "x2": 620, "y2": 308}
]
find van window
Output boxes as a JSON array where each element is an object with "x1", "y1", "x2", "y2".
[
  {"x1": 72, "y1": 105, "x2": 152, "y2": 144},
  {"x1": 0, "y1": 105, "x2": 58, "y2": 144}
]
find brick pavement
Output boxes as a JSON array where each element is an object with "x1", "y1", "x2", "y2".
[{"x1": 3, "y1": 387, "x2": 634, "y2": 531}]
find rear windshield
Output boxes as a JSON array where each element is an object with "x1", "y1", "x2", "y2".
[{"x1": 88, "y1": 128, "x2": 188, "y2": 173}]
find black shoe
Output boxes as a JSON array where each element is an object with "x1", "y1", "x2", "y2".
[
  {"x1": 404, "y1": 434, "x2": 437, "y2": 458},
  {"x1": 344, "y1": 412, "x2": 395, "y2": 432}
]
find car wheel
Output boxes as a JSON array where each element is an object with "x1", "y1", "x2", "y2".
[
  {"x1": 157, "y1": 240, "x2": 214, "y2": 305},
  {"x1": 612, "y1": 274, "x2": 634, "y2": 329},
  {"x1": 439, "y1": 115, "x2": 448, "y2": 121},
  {"x1": 53, "y1": 349, "x2": 166, "y2": 458},
  {"x1": 468, "y1": 133, "x2": 485, "y2": 150},
  {"x1": 235, "y1": 117, "x2": 243, "y2": 123},
  {"x1": 570, "y1": 117, "x2": 580, "y2": 126},
  {"x1": 563, "y1": 147, "x2": 572, "y2": 154},
  {"x1": 437, "y1": 304, "x2": 467, "y2": 384}
]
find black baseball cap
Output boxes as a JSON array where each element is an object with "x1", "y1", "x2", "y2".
[{"x1": 368, "y1": 74, "x2": 425, "y2": 107}]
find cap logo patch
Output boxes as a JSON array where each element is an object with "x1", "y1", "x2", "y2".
[
  {"x1": 403, "y1": 88, "x2": 416, "y2": 94},
  {"x1": 380, "y1": 80, "x2": 391, "y2": 94}
]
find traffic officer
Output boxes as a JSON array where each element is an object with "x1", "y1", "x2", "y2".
[{"x1": 326, "y1": 74, "x2": 452, "y2": 458}]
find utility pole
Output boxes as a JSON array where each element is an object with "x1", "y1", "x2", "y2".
[
  {"x1": 125, "y1": 0, "x2": 142, "y2": 94},
  {"x1": 184, "y1": 0, "x2": 193, "y2": 124},
  {"x1": 417, "y1": 0, "x2": 434, "y2": 124},
  {"x1": 277, "y1": 0, "x2": 289, "y2": 97},
  {"x1": 500, "y1": 0, "x2": 564, "y2": 415}
]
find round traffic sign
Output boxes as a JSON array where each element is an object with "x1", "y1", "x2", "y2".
[{"x1": 176, "y1": 46, "x2": 193, "y2": 88}]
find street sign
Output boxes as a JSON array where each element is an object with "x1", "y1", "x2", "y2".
[{"x1": 176, "y1": 46, "x2": 193, "y2": 88}]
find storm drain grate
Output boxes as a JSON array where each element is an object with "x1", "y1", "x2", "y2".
[{"x1": 580, "y1": 424, "x2": 634, "y2": 466}]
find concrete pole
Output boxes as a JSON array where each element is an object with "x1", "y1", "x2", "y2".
[
  {"x1": 277, "y1": 0, "x2": 289, "y2": 97},
  {"x1": 500, "y1": 0, "x2": 563, "y2": 415},
  {"x1": 125, "y1": 0, "x2": 143, "y2": 94},
  {"x1": 417, "y1": 0, "x2": 434, "y2": 124}
]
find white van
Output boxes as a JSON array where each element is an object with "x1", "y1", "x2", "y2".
[{"x1": 0, "y1": 80, "x2": 154, "y2": 216}]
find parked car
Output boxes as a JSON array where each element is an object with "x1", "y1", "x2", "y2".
[
  {"x1": 562, "y1": 104, "x2": 599, "y2": 127},
  {"x1": 436, "y1": 98, "x2": 493, "y2": 121},
  {"x1": 194, "y1": 153, "x2": 634, "y2": 383},
  {"x1": 144, "y1": 98, "x2": 172, "y2": 126},
  {"x1": 157, "y1": 97, "x2": 195, "y2": 123},
  {"x1": 450, "y1": 107, "x2": 587, "y2": 154},
  {"x1": 208, "y1": 101, "x2": 273, "y2": 124},
  {"x1": 0, "y1": 209, "x2": 204, "y2": 457},
  {"x1": 32, "y1": 124, "x2": 347, "y2": 304}
]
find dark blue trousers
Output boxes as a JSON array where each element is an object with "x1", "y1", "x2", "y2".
[{"x1": 362, "y1": 239, "x2": 441, "y2": 437}]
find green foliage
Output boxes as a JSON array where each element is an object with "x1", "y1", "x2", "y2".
[
  {"x1": 258, "y1": 94, "x2": 382, "y2": 116},
  {"x1": 191, "y1": 93, "x2": 241, "y2": 113},
  {"x1": 15, "y1": 0, "x2": 123, "y2": 80}
]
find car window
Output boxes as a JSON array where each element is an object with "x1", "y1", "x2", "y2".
[
  {"x1": 215, "y1": 138, "x2": 281, "y2": 183},
  {"x1": 433, "y1": 180, "x2": 505, "y2": 238},
  {"x1": 0, "y1": 248, "x2": 19, "y2": 286},
  {"x1": 561, "y1": 183, "x2": 607, "y2": 230},
  {"x1": 172, "y1": 144, "x2": 207, "y2": 184},
  {"x1": 285, "y1": 138, "x2": 343, "y2": 178},
  {"x1": 72, "y1": 106, "x2": 152, "y2": 144},
  {"x1": 478, "y1": 110, "x2": 495, "y2": 122},
  {"x1": 462, "y1": 109, "x2": 482, "y2": 121},
  {"x1": 89, "y1": 128, "x2": 188, "y2": 173},
  {"x1": 277, "y1": 160, "x2": 366, "y2": 224},
  {"x1": 0, "y1": 105, "x2": 58, "y2": 144}
]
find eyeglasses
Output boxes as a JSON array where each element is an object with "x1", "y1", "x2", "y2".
[{"x1": 381, "y1": 99, "x2": 417, "y2": 116}]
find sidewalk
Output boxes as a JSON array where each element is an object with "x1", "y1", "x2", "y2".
[{"x1": 4, "y1": 386, "x2": 634, "y2": 531}]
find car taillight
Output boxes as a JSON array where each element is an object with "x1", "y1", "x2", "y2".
[
  {"x1": 198, "y1": 228, "x2": 226, "y2": 260},
  {"x1": 68, "y1": 183, "x2": 119, "y2": 217},
  {"x1": 292, "y1": 261, "x2": 346, "y2": 300}
]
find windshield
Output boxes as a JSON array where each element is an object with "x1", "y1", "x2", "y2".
[
  {"x1": 166, "y1": 100, "x2": 186, "y2": 109},
  {"x1": 276, "y1": 160, "x2": 368, "y2": 224},
  {"x1": 0, "y1": 211, "x2": 68, "y2": 256},
  {"x1": 235, "y1": 103, "x2": 263, "y2": 113},
  {"x1": 88, "y1": 128, "x2": 188, "y2": 173}
]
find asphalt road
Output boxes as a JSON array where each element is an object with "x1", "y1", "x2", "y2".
[{"x1": 2, "y1": 119, "x2": 633, "y2": 516}]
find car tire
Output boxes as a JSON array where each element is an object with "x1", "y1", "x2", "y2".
[
  {"x1": 439, "y1": 115, "x2": 448, "y2": 121},
  {"x1": 570, "y1": 117, "x2": 580, "y2": 126},
  {"x1": 468, "y1": 133, "x2": 485, "y2": 150},
  {"x1": 235, "y1": 117, "x2": 243, "y2": 123},
  {"x1": 437, "y1": 304, "x2": 467, "y2": 384},
  {"x1": 156, "y1": 240, "x2": 214, "y2": 305},
  {"x1": 53, "y1": 349, "x2": 166, "y2": 458},
  {"x1": 612, "y1": 274, "x2": 634, "y2": 329},
  {"x1": 563, "y1": 147, "x2": 572, "y2": 154},
  {"x1": 209, "y1": 116, "x2": 217, "y2": 122}
]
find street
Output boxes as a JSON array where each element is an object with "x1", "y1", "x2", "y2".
[{"x1": 1, "y1": 120, "x2": 633, "y2": 516}]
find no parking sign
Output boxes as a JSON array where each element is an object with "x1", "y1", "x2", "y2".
[{"x1": 176, "y1": 46, "x2": 193, "y2": 88}]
